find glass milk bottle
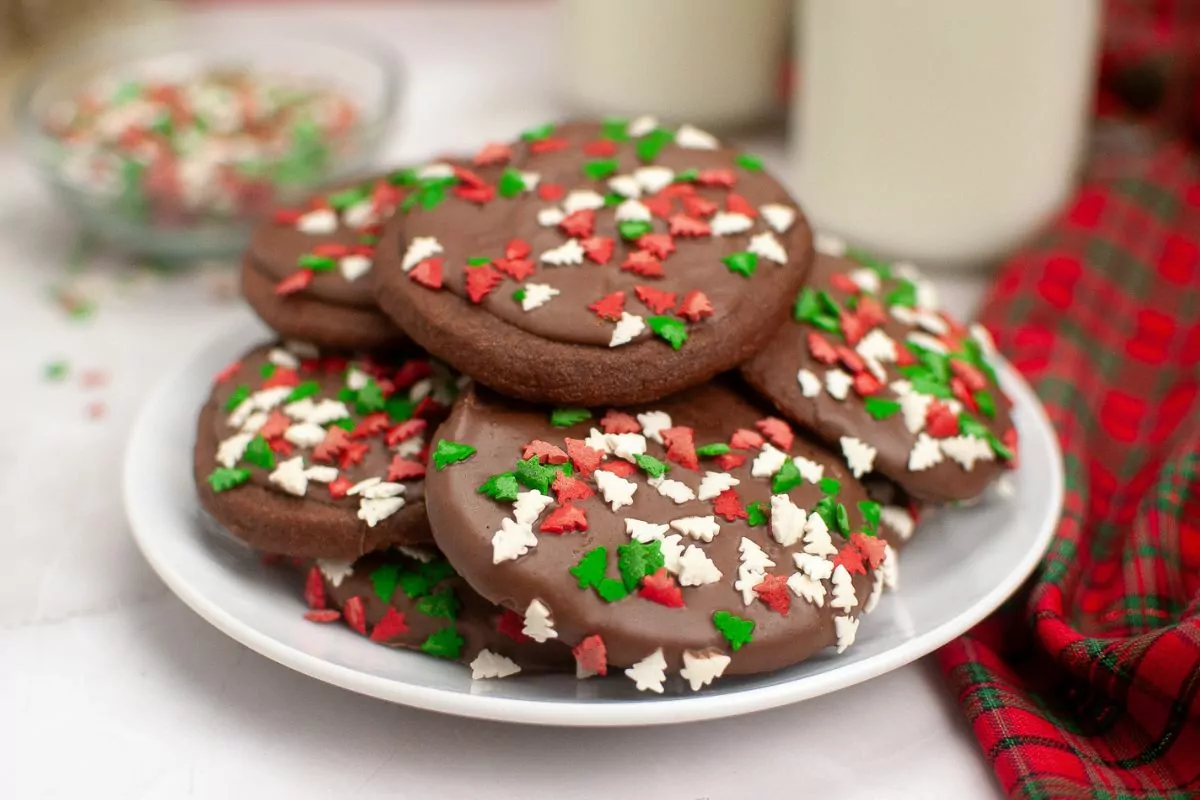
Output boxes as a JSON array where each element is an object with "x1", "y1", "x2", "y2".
[
  {"x1": 791, "y1": 0, "x2": 1101, "y2": 268},
  {"x1": 558, "y1": 0, "x2": 791, "y2": 129}
]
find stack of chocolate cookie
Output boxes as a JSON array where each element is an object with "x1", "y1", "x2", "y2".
[{"x1": 196, "y1": 117, "x2": 1017, "y2": 693}]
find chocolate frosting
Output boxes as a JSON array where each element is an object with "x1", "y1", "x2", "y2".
[
  {"x1": 425, "y1": 381, "x2": 888, "y2": 680},
  {"x1": 194, "y1": 341, "x2": 459, "y2": 558},
  {"x1": 742, "y1": 253, "x2": 1016, "y2": 503},
  {"x1": 378, "y1": 119, "x2": 812, "y2": 347},
  {"x1": 304, "y1": 550, "x2": 572, "y2": 673}
]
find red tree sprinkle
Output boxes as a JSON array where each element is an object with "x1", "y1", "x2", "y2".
[
  {"x1": 622, "y1": 251, "x2": 664, "y2": 278},
  {"x1": 465, "y1": 265, "x2": 503, "y2": 303},
  {"x1": 385, "y1": 418, "x2": 427, "y2": 447},
  {"x1": 834, "y1": 545, "x2": 867, "y2": 576},
  {"x1": 492, "y1": 258, "x2": 535, "y2": 280},
  {"x1": 840, "y1": 310, "x2": 866, "y2": 345},
  {"x1": 328, "y1": 476, "x2": 353, "y2": 499},
  {"x1": 540, "y1": 503, "x2": 588, "y2": 534},
  {"x1": 386, "y1": 457, "x2": 426, "y2": 482},
  {"x1": 851, "y1": 532, "x2": 888, "y2": 570},
  {"x1": 474, "y1": 142, "x2": 512, "y2": 166},
  {"x1": 857, "y1": 295, "x2": 887, "y2": 329},
  {"x1": 304, "y1": 566, "x2": 326, "y2": 610},
  {"x1": 715, "y1": 452, "x2": 747, "y2": 471},
  {"x1": 552, "y1": 473, "x2": 595, "y2": 503},
  {"x1": 807, "y1": 332, "x2": 839, "y2": 364},
  {"x1": 505, "y1": 238, "x2": 532, "y2": 259},
  {"x1": 312, "y1": 242, "x2": 350, "y2": 258},
  {"x1": 583, "y1": 139, "x2": 617, "y2": 157},
  {"x1": 836, "y1": 345, "x2": 866, "y2": 374},
  {"x1": 393, "y1": 359, "x2": 432, "y2": 390},
  {"x1": 925, "y1": 401, "x2": 959, "y2": 438},
  {"x1": 637, "y1": 233, "x2": 676, "y2": 259},
  {"x1": 677, "y1": 290, "x2": 714, "y2": 321},
  {"x1": 275, "y1": 270, "x2": 313, "y2": 296},
  {"x1": 214, "y1": 360, "x2": 242, "y2": 384},
  {"x1": 453, "y1": 166, "x2": 488, "y2": 188},
  {"x1": 454, "y1": 184, "x2": 496, "y2": 204},
  {"x1": 662, "y1": 426, "x2": 699, "y2": 470},
  {"x1": 369, "y1": 607, "x2": 410, "y2": 642},
  {"x1": 339, "y1": 441, "x2": 369, "y2": 470},
  {"x1": 581, "y1": 236, "x2": 615, "y2": 265},
  {"x1": 261, "y1": 367, "x2": 299, "y2": 390},
  {"x1": 725, "y1": 193, "x2": 758, "y2": 217},
  {"x1": 730, "y1": 428, "x2": 765, "y2": 450},
  {"x1": 409, "y1": 257, "x2": 444, "y2": 289},
  {"x1": 600, "y1": 409, "x2": 641, "y2": 434},
  {"x1": 713, "y1": 489, "x2": 748, "y2": 522},
  {"x1": 635, "y1": 285, "x2": 677, "y2": 314},
  {"x1": 530, "y1": 137, "x2": 569, "y2": 154},
  {"x1": 668, "y1": 214, "x2": 711, "y2": 237},
  {"x1": 641, "y1": 194, "x2": 674, "y2": 219},
  {"x1": 522, "y1": 439, "x2": 570, "y2": 464},
  {"x1": 951, "y1": 376, "x2": 979, "y2": 412},
  {"x1": 350, "y1": 412, "x2": 391, "y2": 440},
  {"x1": 951, "y1": 359, "x2": 987, "y2": 392},
  {"x1": 304, "y1": 609, "x2": 341, "y2": 623},
  {"x1": 588, "y1": 291, "x2": 625, "y2": 321},
  {"x1": 853, "y1": 372, "x2": 883, "y2": 396},
  {"x1": 537, "y1": 183, "x2": 565, "y2": 201},
  {"x1": 755, "y1": 417, "x2": 794, "y2": 451},
  {"x1": 638, "y1": 568, "x2": 685, "y2": 608},
  {"x1": 601, "y1": 460, "x2": 637, "y2": 478},
  {"x1": 829, "y1": 273, "x2": 861, "y2": 294},
  {"x1": 682, "y1": 194, "x2": 718, "y2": 218},
  {"x1": 573, "y1": 634, "x2": 608, "y2": 676},
  {"x1": 565, "y1": 438, "x2": 605, "y2": 478},
  {"x1": 258, "y1": 410, "x2": 291, "y2": 441},
  {"x1": 753, "y1": 574, "x2": 792, "y2": 615},
  {"x1": 312, "y1": 426, "x2": 351, "y2": 463},
  {"x1": 696, "y1": 168, "x2": 736, "y2": 188},
  {"x1": 559, "y1": 209, "x2": 596, "y2": 239},
  {"x1": 343, "y1": 596, "x2": 368, "y2": 635}
]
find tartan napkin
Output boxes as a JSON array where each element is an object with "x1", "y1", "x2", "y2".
[{"x1": 936, "y1": 3, "x2": 1200, "y2": 797}]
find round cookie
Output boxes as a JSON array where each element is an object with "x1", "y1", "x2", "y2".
[
  {"x1": 424, "y1": 381, "x2": 897, "y2": 694},
  {"x1": 741, "y1": 239, "x2": 1017, "y2": 504},
  {"x1": 194, "y1": 339, "x2": 461, "y2": 559},
  {"x1": 244, "y1": 171, "x2": 414, "y2": 350},
  {"x1": 300, "y1": 548, "x2": 572, "y2": 677},
  {"x1": 374, "y1": 117, "x2": 814, "y2": 406}
]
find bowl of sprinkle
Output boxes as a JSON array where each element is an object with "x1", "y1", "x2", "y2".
[{"x1": 14, "y1": 17, "x2": 402, "y2": 260}]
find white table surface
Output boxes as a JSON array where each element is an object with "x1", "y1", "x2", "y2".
[{"x1": 0, "y1": 3, "x2": 1002, "y2": 798}]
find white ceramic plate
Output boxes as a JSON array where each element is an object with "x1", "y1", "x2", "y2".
[{"x1": 124, "y1": 319, "x2": 1062, "y2": 727}]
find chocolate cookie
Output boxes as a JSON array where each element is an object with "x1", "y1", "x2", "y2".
[
  {"x1": 424, "y1": 381, "x2": 897, "y2": 693},
  {"x1": 244, "y1": 172, "x2": 415, "y2": 350},
  {"x1": 373, "y1": 117, "x2": 814, "y2": 406},
  {"x1": 194, "y1": 339, "x2": 461, "y2": 559},
  {"x1": 300, "y1": 548, "x2": 572, "y2": 677},
  {"x1": 741, "y1": 238, "x2": 1017, "y2": 503}
]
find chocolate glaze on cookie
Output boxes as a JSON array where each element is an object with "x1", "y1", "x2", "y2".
[
  {"x1": 244, "y1": 172, "x2": 413, "y2": 350},
  {"x1": 425, "y1": 381, "x2": 897, "y2": 693},
  {"x1": 374, "y1": 118, "x2": 814, "y2": 406},
  {"x1": 300, "y1": 548, "x2": 572, "y2": 675},
  {"x1": 194, "y1": 340, "x2": 460, "y2": 558},
  {"x1": 741, "y1": 242, "x2": 1016, "y2": 503}
]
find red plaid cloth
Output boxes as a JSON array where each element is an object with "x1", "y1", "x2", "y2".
[{"x1": 936, "y1": 3, "x2": 1200, "y2": 797}]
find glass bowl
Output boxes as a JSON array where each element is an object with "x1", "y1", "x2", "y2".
[{"x1": 14, "y1": 18, "x2": 402, "y2": 260}]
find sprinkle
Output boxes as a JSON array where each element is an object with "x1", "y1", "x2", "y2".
[
  {"x1": 627, "y1": 115, "x2": 658, "y2": 137},
  {"x1": 770, "y1": 494, "x2": 807, "y2": 547},
  {"x1": 825, "y1": 369, "x2": 852, "y2": 400},
  {"x1": 735, "y1": 537, "x2": 776, "y2": 604},
  {"x1": 626, "y1": 518, "x2": 670, "y2": 543},
  {"x1": 794, "y1": 552, "x2": 834, "y2": 582},
  {"x1": 677, "y1": 545, "x2": 722, "y2": 586},
  {"x1": 581, "y1": 236, "x2": 615, "y2": 265},
  {"x1": 268, "y1": 457, "x2": 308, "y2": 496},
  {"x1": 358, "y1": 496, "x2": 405, "y2": 526},
  {"x1": 621, "y1": 250, "x2": 662, "y2": 277},
  {"x1": 710, "y1": 212, "x2": 754, "y2": 236},
  {"x1": 401, "y1": 237, "x2": 443, "y2": 272},
  {"x1": 615, "y1": 199, "x2": 652, "y2": 222},
  {"x1": 635, "y1": 411, "x2": 673, "y2": 444},
  {"x1": 594, "y1": 469, "x2": 638, "y2": 511},
  {"x1": 880, "y1": 505, "x2": 916, "y2": 541},
  {"x1": 634, "y1": 166, "x2": 674, "y2": 194},
  {"x1": 670, "y1": 516, "x2": 721, "y2": 542},
  {"x1": 659, "y1": 534, "x2": 686, "y2": 574},
  {"x1": 940, "y1": 435, "x2": 995, "y2": 470},
  {"x1": 675, "y1": 124, "x2": 719, "y2": 149},
  {"x1": 908, "y1": 331, "x2": 949, "y2": 354},
  {"x1": 797, "y1": 369, "x2": 822, "y2": 398},
  {"x1": 677, "y1": 290, "x2": 714, "y2": 321},
  {"x1": 635, "y1": 285, "x2": 677, "y2": 314},
  {"x1": 748, "y1": 231, "x2": 788, "y2": 264},
  {"x1": 803, "y1": 512, "x2": 839, "y2": 557},
  {"x1": 787, "y1": 573, "x2": 827, "y2": 607},
  {"x1": 835, "y1": 615, "x2": 860, "y2": 653},
  {"x1": 750, "y1": 444, "x2": 788, "y2": 477},
  {"x1": 609, "y1": 312, "x2": 646, "y2": 347},
  {"x1": 216, "y1": 432, "x2": 253, "y2": 468},
  {"x1": 755, "y1": 417, "x2": 794, "y2": 451},
  {"x1": 512, "y1": 490, "x2": 554, "y2": 525},
  {"x1": 521, "y1": 599, "x2": 557, "y2": 642},
  {"x1": 840, "y1": 437, "x2": 877, "y2": 478},
  {"x1": 606, "y1": 432, "x2": 648, "y2": 462},
  {"x1": 668, "y1": 214, "x2": 711, "y2": 237},
  {"x1": 538, "y1": 207, "x2": 565, "y2": 227},
  {"x1": 518, "y1": 283, "x2": 559, "y2": 311},
  {"x1": 470, "y1": 649, "x2": 521, "y2": 680},
  {"x1": 625, "y1": 648, "x2": 668, "y2": 693},
  {"x1": 573, "y1": 634, "x2": 608, "y2": 678},
  {"x1": 432, "y1": 439, "x2": 476, "y2": 469},
  {"x1": 649, "y1": 476, "x2": 696, "y2": 504},
  {"x1": 297, "y1": 208, "x2": 337, "y2": 235},
  {"x1": 562, "y1": 189, "x2": 606, "y2": 214},
  {"x1": 540, "y1": 239, "x2": 585, "y2": 266},
  {"x1": 608, "y1": 174, "x2": 641, "y2": 198},
  {"x1": 909, "y1": 433, "x2": 945, "y2": 471},
  {"x1": 492, "y1": 518, "x2": 537, "y2": 563},
  {"x1": 760, "y1": 203, "x2": 796, "y2": 233},
  {"x1": 712, "y1": 610, "x2": 754, "y2": 650},
  {"x1": 830, "y1": 564, "x2": 858, "y2": 612}
]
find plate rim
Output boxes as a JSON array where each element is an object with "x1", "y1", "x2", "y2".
[{"x1": 123, "y1": 321, "x2": 1063, "y2": 727}]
